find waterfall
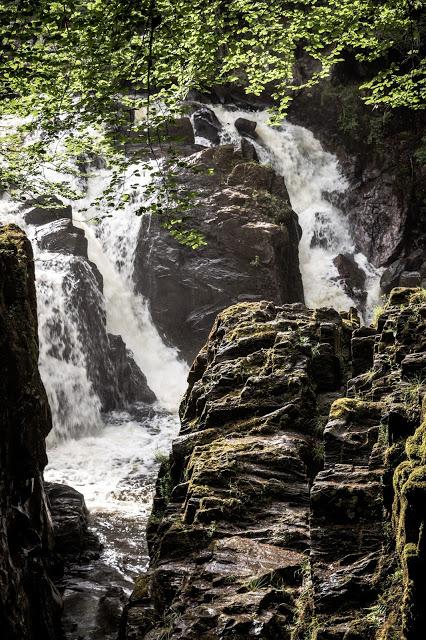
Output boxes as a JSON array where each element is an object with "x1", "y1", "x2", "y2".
[
  {"x1": 0, "y1": 161, "x2": 187, "y2": 576},
  {"x1": 0, "y1": 200, "x2": 104, "y2": 441},
  {"x1": 71, "y1": 166, "x2": 188, "y2": 412},
  {"x1": 209, "y1": 106, "x2": 382, "y2": 319}
]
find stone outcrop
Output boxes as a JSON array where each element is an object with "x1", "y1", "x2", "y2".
[
  {"x1": 133, "y1": 143, "x2": 304, "y2": 363},
  {"x1": 45, "y1": 483, "x2": 100, "y2": 560},
  {"x1": 0, "y1": 224, "x2": 61, "y2": 640},
  {"x1": 197, "y1": 71, "x2": 426, "y2": 280},
  {"x1": 122, "y1": 300, "x2": 358, "y2": 638},
  {"x1": 124, "y1": 287, "x2": 426, "y2": 640}
]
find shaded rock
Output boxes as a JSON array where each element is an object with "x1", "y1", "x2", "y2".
[
  {"x1": 240, "y1": 137, "x2": 259, "y2": 161},
  {"x1": 108, "y1": 334, "x2": 156, "y2": 404},
  {"x1": 63, "y1": 259, "x2": 155, "y2": 411},
  {"x1": 401, "y1": 351, "x2": 426, "y2": 380},
  {"x1": 23, "y1": 196, "x2": 72, "y2": 226},
  {"x1": 333, "y1": 253, "x2": 367, "y2": 308},
  {"x1": 351, "y1": 326, "x2": 377, "y2": 377},
  {"x1": 311, "y1": 287, "x2": 426, "y2": 637},
  {"x1": 37, "y1": 218, "x2": 88, "y2": 257},
  {"x1": 381, "y1": 249, "x2": 426, "y2": 294},
  {"x1": 192, "y1": 107, "x2": 222, "y2": 145},
  {"x1": 0, "y1": 224, "x2": 61, "y2": 640},
  {"x1": 235, "y1": 117, "x2": 257, "y2": 139},
  {"x1": 45, "y1": 483, "x2": 100, "y2": 559},
  {"x1": 133, "y1": 145, "x2": 304, "y2": 362},
  {"x1": 380, "y1": 257, "x2": 406, "y2": 294},
  {"x1": 166, "y1": 116, "x2": 195, "y2": 146},
  {"x1": 399, "y1": 270, "x2": 421, "y2": 288}
]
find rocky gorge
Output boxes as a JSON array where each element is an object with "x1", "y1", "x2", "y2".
[{"x1": 1, "y1": 78, "x2": 426, "y2": 640}]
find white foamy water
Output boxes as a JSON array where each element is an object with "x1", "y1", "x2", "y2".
[
  {"x1": 209, "y1": 106, "x2": 382, "y2": 318},
  {"x1": 46, "y1": 410, "x2": 177, "y2": 520},
  {"x1": 0, "y1": 200, "x2": 103, "y2": 441},
  {"x1": 71, "y1": 165, "x2": 188, "y2": 412}
]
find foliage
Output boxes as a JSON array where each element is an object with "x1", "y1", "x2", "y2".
[{"x1": 0, "y1": 0, "x2": 424, "y2": 231}]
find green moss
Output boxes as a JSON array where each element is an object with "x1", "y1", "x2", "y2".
[
  {"x1": 132, "y1": 575, "x2": 150, "y2": 601},
  {"x1": 329, "y1": 397, "x2": 383, "y2": 421}
]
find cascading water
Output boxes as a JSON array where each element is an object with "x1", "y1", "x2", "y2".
[
  {"x1": 207, "y1": 106, "x2": 382, "y2": 319},
  {"x1": 0, "y1": 202, "x2": 104, "y2": 442},
  {"x1": 71, "y1": 166, "x2": 188, "y2": 410}
]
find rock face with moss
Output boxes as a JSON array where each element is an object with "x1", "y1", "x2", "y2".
[
  {"x1": 122, "y1": 300, "x2": 358, "y2": 638},
  {"x1": 133, "y1": 141, "x2": 304, "y2": 363},
  {"x1": 124, "y1": 288, "x2": 426, "y2": 640},
  {"x1": 0, "y1": 224, "x2": 61, "y2": 640}
]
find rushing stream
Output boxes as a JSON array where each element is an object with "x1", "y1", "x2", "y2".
[{"x1": 0, "y1": 105, "x2": 382, "y2": 638}]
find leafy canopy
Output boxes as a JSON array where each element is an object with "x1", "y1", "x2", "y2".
[{"x1": 0, "y1": 0, "x2": 424, "y2": 212}]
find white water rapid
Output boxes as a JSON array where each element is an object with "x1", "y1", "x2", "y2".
[{"x1": 208, "y1": 106, "x2": 382, "y2": 318}]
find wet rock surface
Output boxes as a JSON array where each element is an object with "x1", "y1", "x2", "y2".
[
  {"x1": 126, "y1": 288, "x2": 426, "y2": 640},
  {"x1": 333, "y1": 253, "x2": 367, "y2": 310},
  {"x1": 45, "y1": 481, "x2": 131, "y2": 640},
  {"x1": 133, "y1": 144, "x2": 304, "y2": 363},
  {"x1": 0, "y1": 224, "x2": 61, "y2": 640},
  {"x1": 122, "y1": 300, "x2": 357, "y2": 638}
]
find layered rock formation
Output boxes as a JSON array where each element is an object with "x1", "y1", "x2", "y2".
[
  {"x1": 124, "y1": 288, "x2": 426, "y2": 640},
  {"x1": 133, "y1": 142, "x2": 304, "y2": 362},
  {"x1": 0, "y1": 224, "x2": 61, "y2": 640}
]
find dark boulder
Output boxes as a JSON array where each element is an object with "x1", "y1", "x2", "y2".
[
  {"x1": 23, "y1": 196, "x2": 72, "y2": 226},
  {"x1": 380, "y1": 257, "x2": 406, "y2": 294},
  {"x1": 108, "y1": 334, "x2": 156, "y2": 405},
  {"x1": 37, "y1": 218, "x2": 88, "y2": 257},
  {"x1": 192, "y1": 106, "x2": 222, "y2": 145},
  {"x1": 333, "y1": 253, "x2": 367, "y2": 309},
  {"x1": 235, "y1": 117, "x2": 258, "y2": 139},
  {"x1": 399, "y1": 270, "x2": 421, "y2": 288},
  {"x1": 45, "y1": 483, "x2": 100, "y2": 559},
  {"x1": 381, "y1": 249, "x2": 426, "y2": 294}
]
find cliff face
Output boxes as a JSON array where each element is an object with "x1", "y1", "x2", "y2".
[
  {"x1": 0, "y1": 224, "x2": 61, "y2": 640},
  {"x1": 133, "y1": 141, "x2": 304, "y2": 363},
  {"x1": 287, "y1": 71, "x2": 426, "y2": 290},
  {"x1": 124, "y1": 287, "x2": 426, "y2": 640}
]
